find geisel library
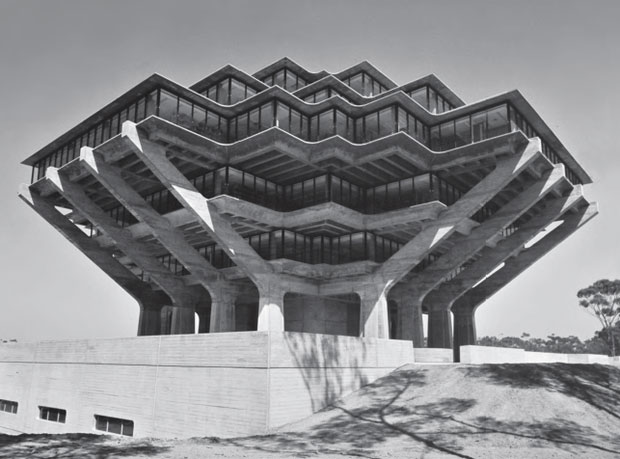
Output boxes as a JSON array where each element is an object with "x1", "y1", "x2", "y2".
[{"x1": 2, "y1": 58, "x2": 597, "y2": 437}]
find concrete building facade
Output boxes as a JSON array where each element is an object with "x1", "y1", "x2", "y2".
[{"x1": 8, "y1": 58, "x2": 597, "y2": 436}]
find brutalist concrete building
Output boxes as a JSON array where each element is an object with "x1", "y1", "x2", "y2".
[
  {"x1": 5, "y1": 58, "x2": 597, "y2": 437},
  {"x1": 20, "y1": 57, "x2": 596, "y2": 354}
]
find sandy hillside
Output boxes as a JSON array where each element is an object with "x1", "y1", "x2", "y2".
[{"x1": 1, "y1": 363, "x2": 619, "y2": 458}]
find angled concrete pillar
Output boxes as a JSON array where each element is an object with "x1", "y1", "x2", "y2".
[
  {"x1": 418, "y1": 163, "x2": 565, "y2": 290},
  {"x1": 377, "y1": 138, "x2": 542, "y2": 284},
  {"x1": 427, "y1": 308, "x2": 453, "y2": 349},
  {"x1": 422, "y1": 187, "x2": 586, "y2": 317},
  {"x1": 399, "y1": 163, "x2": 565, "y2": 349},
  {"x1": 121, "y1": 122, "x2": 272, "y2": 284},
  {"x1": 19, "y1": 184, "x2": 175, "y2": 337},
  {"x1": 18, "y1": 185, "x2": 150, "y2": 303},
  {"x1": 80, "y1": 146, "x2": 222, "y2": 287},
  {"x1": 459, "y1": 202, "x2": 598, "y2": 307},
  {"x1": 257, "y1": 281, "x2": 286, "y2": 332},
  {"x1": 451, "y1": 202, "x2": 598, "y2": 355},
  {"x1": 44, "y1": 167, "x2": 191, "y2": 309}
]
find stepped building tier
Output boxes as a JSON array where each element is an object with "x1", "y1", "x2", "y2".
[{"x1": 20, "y1": 58, "x2": 597, "y2": 358}]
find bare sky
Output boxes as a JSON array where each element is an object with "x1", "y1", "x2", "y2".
[{"x1": 0, "y1": 0, "x2": 618, "y2": 342}]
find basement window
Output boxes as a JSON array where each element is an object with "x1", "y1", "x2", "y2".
[
  {"x1": 39, "y1": 406, "x2": 66, "y2": 423},
  {"x1": 0, "y1": 399, "x2": 18, "y2": 414},
  {"x1": 94, "y1": 415, "x2": 134, "y2": 437}
]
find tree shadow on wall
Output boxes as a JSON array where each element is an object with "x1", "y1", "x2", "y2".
[
  {"x1": 283, "y1": 332, "x2": 370, "y2": 413},
  {"x1": 0, "y1": 433, "x2": 169, "y2": 459},
  {"x1": 228, "y1": 365, "x2": 620, "y2": 458}
]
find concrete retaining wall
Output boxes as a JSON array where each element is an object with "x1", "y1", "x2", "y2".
[
  {"x1": 0, "y1": 332, "x2": 413, "y2": 438},
  {"x1": 460, "y1": 345, "x2": 620, "y2": 365}
]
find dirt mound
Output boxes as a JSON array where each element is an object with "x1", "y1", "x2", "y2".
[
  {"x1": 235, "y1": 363, "x2": 620, "y2": 458},
  {"x1": 1, "y1": 363, "x2": 619, "y2": 458}
]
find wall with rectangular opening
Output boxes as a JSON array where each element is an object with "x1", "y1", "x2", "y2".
[{"x1": 95, "y1": 415, "x2": 134, "y2": 436}]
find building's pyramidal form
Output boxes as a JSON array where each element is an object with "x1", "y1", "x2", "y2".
[{"x1": 20, "y1": 58, "x2": 597, "y2": 360}]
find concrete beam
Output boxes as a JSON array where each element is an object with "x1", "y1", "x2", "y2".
[
  {"x1": 43, "y1": 167, "x2": 195, "y2": 308},
  {"x1": 375, "y1": 138, "x2": 542, "y2": 286},
  {"x1": 19, "y1": 184, "x2": 159, "y2": 300},
  {"x1": 453, "y1": 201, "x2": 598, "y2": 315},
  {"x1": 139, "y1": 117, "x2": 528, "y2": 177},
  {"x1": 121, "y1": 122, "x2": 273, "y2": 286},
  {"x1": 80, "y1": 147, "x2": 224, "y2": 286},
  {"x1": 426, "y1": 187, "x2": 586, "y2": 310},
  {"x1": 422, "y1": 166, "x2": 569, "y2": 348},
  {"x1": 209, "y1": 196, "x2": 444, "y2": 233},
  {"x1": 416, "y1": 163, "x2": 566, "y2": 304},
  {"x1": 19, "y1": 184, "x2": 174, "y2": 336},
  {"x1": 450, "y1": 201, "x2": 597, "y2": 358}
]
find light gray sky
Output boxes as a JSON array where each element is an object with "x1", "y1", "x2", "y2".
[{"x1": 0, "y1": 0, "x2": 618, "y2": 342}]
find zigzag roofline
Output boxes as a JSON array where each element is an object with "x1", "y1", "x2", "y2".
[
  {"x1": 191, "y1": 58, "x2": 464, "y2": 107},
  {"x1": 21, "y1": 72, "x2": 592, "y2": 185}
]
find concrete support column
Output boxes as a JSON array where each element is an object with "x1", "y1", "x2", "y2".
[
  {"x1": 257, "y1": 282, "x2": 285, "y2": 332},
  {"x1": 137, "y1": 303, "x2": 164, "y2": 336},
  {"x1": 165, "y1": 291, "x2": 204, "y2": 335},
  {"x1": 196, "y1": 305, "x2": 211, "y2": 334},
  {"x1": 160, "y1": 306, "x2": 174, "y2": 335},
  {"x1": 452, "y1": 304, "x2": 477, "y2": 362},
  {"x1": 390, "y1": 290, "x2": 424, "y2": 346},
  {"x1": 427, "y1": 307, "x2": 452, "y2": 349},
  {"x1": 209, "y1": 284, "x2": 237, "y2": 333},
  {"x1": 170, "y1": 307, "x2": 195, "y2": 335},
  {"x1": 398, "y1": 297, "x2": 425, "y2": 347},
  {"x1": 358, "y1": 286, "x2": 390, "y2": 339}
]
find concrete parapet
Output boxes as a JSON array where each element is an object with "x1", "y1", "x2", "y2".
[
  {"x1": 413, "y1": 348, "x2": 453, "y2": 363},
  {"x1": 460, "y1": 345, "x2": 527, "y2": 364},
  {"x1": 460, "y1": 345, "x2": 617, "y2": 365}
]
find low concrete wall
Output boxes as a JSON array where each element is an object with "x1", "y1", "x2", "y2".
[
  {"x1": 460, "y1": 345, "x2": 619, "y2": 365},
  {"x1": 0, "y1": 332, "x2": 413, "y2": 438},
  {"x1": 413, "y1": 348, "x2": 453, "y2": 363}
]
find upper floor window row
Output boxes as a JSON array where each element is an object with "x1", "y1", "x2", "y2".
[
  {"x1": 101, "y1": 164, "x2": 469, "y2": 231},
  {"x1": 410, "y1": 86, "x2": 455, "y2": 114},
  {"x1": 428, "y1": 103, "x2": 581, "y2": 184},
  {"x1": 303, "y1": 88, "x2": 333, "y2": 103},
  {"x1": 161, "y1": 229, "x2": 403, "y2": 270},
  {"x1": 341, "y1": 72, "x2": 388, "y2": 97},
  {"x1": 31, "y1": 88, "x2": 582, "y2": 185},
  {"x1": 202, "y1": 77, "x2": 259, "y2": 105},
  {"x1": 261, "y1": 68, "x2": 307, "y2": 92}
]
